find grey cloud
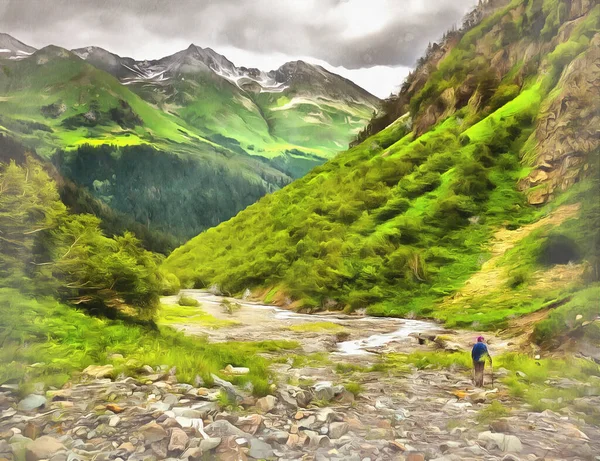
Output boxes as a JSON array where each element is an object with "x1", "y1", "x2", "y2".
[{"x1": 0, "y1": 0, "x2": 477, "y2": 68}]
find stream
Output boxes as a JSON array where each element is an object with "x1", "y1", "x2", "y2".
[{"x1": 169, "y1": 290, "x2": 445, "y2": 356}]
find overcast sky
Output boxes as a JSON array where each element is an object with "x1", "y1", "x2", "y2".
[{"x1": 0, "y1": 0, "x2": 477, "y2": 98}]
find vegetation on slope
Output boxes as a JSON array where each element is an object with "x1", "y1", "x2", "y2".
[
  {"x1": 0, "y1": 158, "x2": 298, "y2": 394},
  {"x1": 164, "y1": 0, "x2": 600, "y2": 334},
  {"x1": 0, "y1": 44, "x2": 377, "y2": 244},
  {"x1": 0, "y1": 289, "x2": 296, "y2": 396}
]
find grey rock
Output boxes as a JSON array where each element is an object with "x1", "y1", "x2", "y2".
[
  {"x1": 211, "y1": 373, "x2": 241, "y2": 403},
  {"x1": 199, "y1": 437, "x2": 221, "y2": 452},
  {"x1": 256, "y1": 395, "x2": 277, "y2": 413},
  {"x1": 329, "y1": 422, "x2": 349, "y2": 439},
  {"x1": 182, "y1": 447, "x2": 203, "y2": 460},
  {"x1": 478, "y1": 431, "x2": 522, "y2": 453},
  {"x1": 138, "y1": 421, "x2": 168, "y2": 443},
  {"x1": 25, "y1": 435, "x2": 65, "y2": 461},
  {"x1": 18, "y1": 394, "x2": 47, "y2": 412},
  {"x1": 313, "y1": 382, "x2": 335, "y2": 401},
  {"x1": 249, "y1": 438, "x2": 274, "y2": 459},
  {"x1": 205, "y1": 419, "x2": 250, "y2": 438},
  {"x1": 265, "y1": 430, "x2": 289, "y2": 444},
  {"x1": 151, "y1": 440, "x2": 168, "y2": 458},
  {"x1": 167, "y1": 427, "x2": 188, "y2": 452}
]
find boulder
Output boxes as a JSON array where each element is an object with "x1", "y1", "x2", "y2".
[
  {"x1": 82, "y1": 364, "x2": 114, "y2": 379},
  {"x1": 249, "y1": 438, "x2": 274, "y2": 459},
  {"x1": 313, "y1": 382, "x2": 335, "y2": 401},
  {"x1": 256, "y1": 395, "x2": 277, "y2": 413},
  {"x1": 138, "y1": 421, "x2": 168, "y2": 443},
  {"x1": 478, "y1": 431, "x2": 522, "y2": 452},
  {"x1": 199, "y1": 437, "x2": 222, "y2": 452},
  {"x1": 25, "y1": 436, "x2": 64, "y2": 461},
  {"x1": 205, "y1": 419, "x2": 249, "y2": 438},
  {"x1": 18, "y1": 395, "x2": 47, "y2": 412},
  {"x1": 167, "y1": 427, "x2": 188, "y2": 452},
  {"x1": 329, "y1": 422, "x2": 349, "y2": 439}
]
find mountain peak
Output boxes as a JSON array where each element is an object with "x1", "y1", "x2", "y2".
[{"x1": 0, "y1": 33, "x2": 36, "y2": 59}]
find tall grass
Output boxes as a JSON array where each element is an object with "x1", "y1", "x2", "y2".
[{"x1": 0, "y1": 289, "x2": 298, "y2": 396}]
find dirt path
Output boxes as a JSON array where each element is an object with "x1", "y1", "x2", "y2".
[{"x1": 451, "y1": 203, "x2": 580, "y2": 301}]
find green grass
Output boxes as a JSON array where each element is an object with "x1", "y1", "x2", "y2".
[
  {"x1": 158, "y1": 303, "x2": 239, "y2": 329},
  {"x1": 288, "y1": 321, "x2": 347, "y2": 333},
  {"x1": 0, "y1": 289, "x2": 298, "y2": 396},
  {"x1": 476, "y1": 400, "x2": 511, "y2": 424},
  {"x1": 378, "y1": 350, "x2": 600, "y2": 415}
]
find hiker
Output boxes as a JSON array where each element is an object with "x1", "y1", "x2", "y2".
[{"x1": 471, "y1": 336, "x2": 492, "y2": 387}]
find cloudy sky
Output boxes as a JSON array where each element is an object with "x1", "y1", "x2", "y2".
[{"x1": 0, "y1": 0, "x2": 477, "y2": 98}]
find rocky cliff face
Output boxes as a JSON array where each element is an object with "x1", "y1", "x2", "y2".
[
  {"x1": 356, "y1": 0, "x2": 599, "y2": 206},
  {"x1": 520, "y1": 32, "x2": 600, "y2": 204}
]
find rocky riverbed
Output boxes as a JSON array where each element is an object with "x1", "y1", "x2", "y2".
[{"x1": 1, "y1": 291, "x2": 599, "y2": 461}]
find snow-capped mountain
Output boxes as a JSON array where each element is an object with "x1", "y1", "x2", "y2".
[
  {"x1": 71, "y1": 43, "x2": 376, "y2": 103},
  {"x1": 0, "y1": 33, "x2": 36, "y2": 60}
]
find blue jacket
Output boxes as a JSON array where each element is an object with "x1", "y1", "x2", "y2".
[{"x1": 472, "y1": 342, "x2": 489, "y2": 362}]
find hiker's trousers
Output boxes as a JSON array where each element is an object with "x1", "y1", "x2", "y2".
[{"x1": 473, "y1": 360, "x2": 485, "y2": 387}]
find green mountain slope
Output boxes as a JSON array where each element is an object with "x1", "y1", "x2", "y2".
[
  {"x1": 0, "y1": 42, "x2": 377, "y2": 245},
  {"x1": 165, "y1": 0, "x2": 600, "y2": 336},
  {"x1": 75, "y1": 45, "x2": 379, "y2": 175}
]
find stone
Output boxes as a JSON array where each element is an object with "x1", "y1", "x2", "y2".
[
  {"x1": 106, "y1": 403, "x2": 124, "y2": 413},
  {"x1": 117, "y1": 442, "x2": 135, "y2": 453},
  {"x1": 22, "y1": 423, "x2": 41, "y2": 440},
  {"x1": 82, "y1": 364, "x2": 114, "y2": 379},
  {"x1": 256, "y1": 395, "x2": 277, "y2": 413},
  {"x1": 46, "y1": 389, "x2": 72, "y2": 400},
  {"x1": 501, "y1": 455, "x2": 521, "y2": 461},
  {"x1": 199, "y1": 437, "x2": 222, "y2": 452},
  {"x1": 478, "y1": 431, "x2": 522, "y2": 453},
  {"x1": 109, "y1": 416, "x2": 120, "y2": 427},
  {"x1": 162, "y1": 394, "x2": 179, "y2": 406},
  {"x1": 515, "y1": 371, "x2": 527, "y2": 379},
  {"x1": 236, "y1": 414, "x2": 263, "y2": 435},
  {"x1": 205, "y1": 419, "x2": 250, "y2": 438},
  {"x1": 182, "y1": 447, "x2": 203, "y2": 460},
  {"x1": 329, "y1": 422, "x2": 349, "y2": 439},
  {"x1": 18, "y1": 395, "x2": 47, "y2": 412},
  {"x1": 266, "y1": 430, "x2": 289, "y2": 444},
  {"x1": 406, "y1": 453, "x2": 425, "y2": 461},
  {"x1": 151, "y1": 440, "x2": 168, "y2": 458},
  {"x1": 249, "y1": 438, "x2": 274, "y2": 459},
  {"x1": 223, "y1": 364, "x2": 250, "y2": 375},
  {"x1": 138, "y1": 421, "x2": 168, "y2": 443},
  {"x1": 211, "y1": 373, "x2": 241, "y2": 403},
  {"x1": 25, "y1": 436, "x2": 65, "y2": 461},
  {"x1": 316, "y1": 408, "x2": 335, "y2": 423},
  {"x1": 313, "y1": 382, "x2": 335, "y2": 401},
  {"x1": 167, "y1": 427, "x2": 188, "y2": 452},
  {"x1": 296, "y1": 390, "x2": 312, "y2": 408}
]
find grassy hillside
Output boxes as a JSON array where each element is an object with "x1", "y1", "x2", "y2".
[
  {"x1": 0, "y1": 47, "x2": 292, "y2": 242},
  {"x1": 0, "y1": 158, "x2": 296, "y2": 394},
  {"x1": 165, "y1": 0, "x2": 600, "y2": 337}
]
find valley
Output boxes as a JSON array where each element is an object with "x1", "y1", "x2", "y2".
[{"x1": 1, "y1": 0, "x2": 599, "y2": 459}]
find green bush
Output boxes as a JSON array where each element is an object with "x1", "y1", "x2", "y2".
[
  {"x1": 178, "y1": 295, "x2": 199, "y2": 307},
  {"x1": 0, "y1": 160, "x2": 162, "y2": 320}
]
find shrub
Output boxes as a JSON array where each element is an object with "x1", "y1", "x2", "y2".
[{"x1": 178, "y1": 295, "x2": 199, "y2": 307}]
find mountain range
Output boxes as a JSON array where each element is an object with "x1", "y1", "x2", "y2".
[{"x1": 0, "y1": 33, "x2": 379, "y2": 249}]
